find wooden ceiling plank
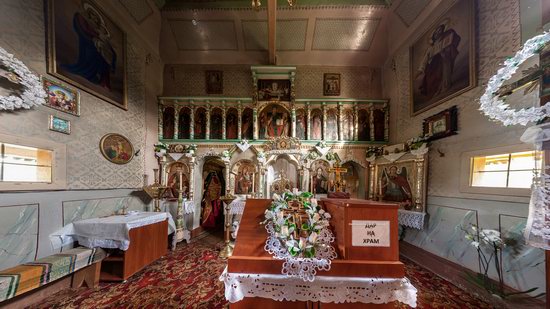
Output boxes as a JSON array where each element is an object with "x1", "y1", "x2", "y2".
[{"x1": 267, "y1": 0, "x2": 277, "y2": 64}]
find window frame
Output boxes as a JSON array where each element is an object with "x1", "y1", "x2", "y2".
[
  {"x1": 460, "y1": 144, "x2": 540, "y2": 197},
  {"x1": 0, "y1": 133, "x2": 66, "y2": 191}
]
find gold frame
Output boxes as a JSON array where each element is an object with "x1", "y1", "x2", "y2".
[
  {"x1": 409, "y1": 0, "x2": 476, "y2": 116},
  {"x1": 42, "y1": 76, "x2": 81, "y2": 116},
  {"x1": 46, "y1": 0, "x2": 128, "y2": 110},
  {"x1": 368, "y1": 153, "x2": 428, "y2": 212},
  {"x1": 99, "y1": 133, "x2": 134, "y2": 165}
]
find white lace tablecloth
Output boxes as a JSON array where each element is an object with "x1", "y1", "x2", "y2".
[
  {"x1": 398, "y1": 210, "x2": 426, "y2": 230},
  {"x1": 220, "y1": 268, "x2": 417, "y2": 307},
  {"x1": 229, "y1": 199, "x2": 247, "y2": 215},
  {"x1": 55, "y1": 212, "x2": 171, "y2": 251}
]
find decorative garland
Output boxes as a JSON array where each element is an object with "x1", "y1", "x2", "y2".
[
  {"x1": 479, "y1": 31, "x2": 550, "y2": 126},
  {"x1": 262, "y1": 190, "x2": 337, "y2": 281},
  {"x1": 0, "y1": 46, "x2": 46, "y2": 111}
]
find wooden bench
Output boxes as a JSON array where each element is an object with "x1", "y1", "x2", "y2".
[{"x1": 0, "y1": 246, "x2": 106, "y2": 308}]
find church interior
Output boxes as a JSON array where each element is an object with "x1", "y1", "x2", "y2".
[{"x1": 0, "y1": 0, "x2": 549, "y2": 308}]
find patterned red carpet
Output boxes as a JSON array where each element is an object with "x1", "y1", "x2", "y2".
[{"x1": 31, "y1": 234, "x2": 492, "y2": 309}]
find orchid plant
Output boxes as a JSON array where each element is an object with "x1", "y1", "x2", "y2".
[
  {"x1": 462, "y1": 224, "x2": 540, "y2": 299},
  {"x1": 263, "y1": 190, "x2": 331, "y2": 258}
]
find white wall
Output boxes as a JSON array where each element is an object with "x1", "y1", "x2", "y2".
[{"x1": 383, "y1": 0, "x2": 545, "y2": 294}]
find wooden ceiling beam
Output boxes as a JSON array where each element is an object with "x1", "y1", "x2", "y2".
[{"x1": 267, "y1": 0, "x2": 277, "y2": 65}]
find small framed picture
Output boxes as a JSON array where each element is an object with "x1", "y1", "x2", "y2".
[
  {"x1": 42, "y1": 76, "x2": 80, "y2": 116},
  {"x1": 49, "y1": 115, "x2": 71, "y2": 134},
  {"x1": 323, "y1": 73, "x2": 341, "y2": 96},
  {"x1": 205, "y1": 70, "x2": 223, "y2": 94},
  {"x1": 422, "y1": 106, "x2": 458, "y2": 141}
]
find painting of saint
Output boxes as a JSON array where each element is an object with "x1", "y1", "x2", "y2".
[
  {"x1": 342, "y1": 109, "x2": 354, "y2": 140},
  {"x1": 311, "y1": 160, "x2": 330, "y2": 194},
  {"x1": 200, "y1": 171, "x2": 224, "y2": 228},
  {"x1": 241, "y1": 108, "x2": 253, "y2": 139},
  {"x1": 358, "y1": 109, "x2": 369, "y2": 141},
  {"x1": 311, "y1": 109, "x2": 323, "y2": 140},
  {"x1": 42, "y1": 77, "x2": 80, "y2": 116},
  {"x1": 195, "y1": 108, "x2": 206, "y2": 139},
  {"x1": 410, "y1": 0, "x2": 475, "y2": 115},
  {"x1": 257, "y1": 79, "x2": 291, "y2": 101},
  {"x1": 226, "y1": 108, "x2": 238, "y2": 139},
  {"x1": 326, "y1": 109, "x2": 338, "y2": 141},
  {"x1": 178, "y1": 107, "x2": 191, "y2": 139},
  {"x1": 164, "y1": 163, "x2": 190, "y2": 200},
  {"x1": 0, "y1": 64, "x2": 23, "y2": 98},
  {"x1": 47, "y1": 0, "x2": 127, "y2": 109},
  {"x1": 295, "y1": 108, "x2": 306, "y2": 140},
  {"x1": 210, "y1": 108, "x2": 223, "y2": 139},
  {"x1": 259, "y1": 104, "x2": 290, "y2": 138},
  {"x1": 234, "y1": 161, "x2": 255, "y2": 195},
  {"x1": 206, "y1": 70, "x2": 223, "y2": 94},
  {"x1": 380, "y1": 165, "x2": 413, "y2": 209},
  {"x1": 162, "y1": 107, "x2": 175, "y2": 139},
  {"x1": 99, "y1": 133, "x2": 133, "y2": 164}
]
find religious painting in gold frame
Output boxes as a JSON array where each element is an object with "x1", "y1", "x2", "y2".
[
  {"x1": 46, "y1": 0, "x2": 128, "y2": 110},
  {"x1": 99, "y1": 133, "x2": 134, "y2": 164},
  {"x1": 369, "y1": 153, "x2": 428, "y2": 212},
  {"x1": 409, "y1": 0, "x2": 476, "y2": 116}
]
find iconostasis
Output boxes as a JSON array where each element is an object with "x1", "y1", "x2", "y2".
[{"x1": 158, "y1": 66, "x2": 388, "y2": 229}]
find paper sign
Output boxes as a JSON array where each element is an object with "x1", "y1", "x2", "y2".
[{"x1": 351, "y1": 220, "x2": 390, "y2": 247}]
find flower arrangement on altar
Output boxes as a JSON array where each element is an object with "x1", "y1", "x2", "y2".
[
  {"x1": 261, "y1": 189, "x2": 337, "y2": 281},
  {"x1": 263, "y1": 190, "x2": 331, "y2": 258},
  {"x1": 405, "y1": 135, "x2": 430, "y2": 151}
]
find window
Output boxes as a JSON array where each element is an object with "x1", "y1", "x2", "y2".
[
  {"x1": 0, "y1": 133, "x2": 66, "y2": 191},
  {"x1": 460, "y1": 145, "x2": 542, "y2": 198},
  {"x1": 0, "y1": 143, "x2": 53, "y2": 183},
  {"x1": 470, "y1": 151, "x2": 541, "y2": 189}
]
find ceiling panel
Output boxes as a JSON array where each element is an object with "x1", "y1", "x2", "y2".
[
  {"x1": 162, "y1": 0, "x2": 389, "y2": 10},
  {"x1": 278, "y1": 19, "x2": 308, "y2": 51},
  {"x1": 119, "y1": 0, "x2": 154, "y2": 24},
  {"x1": 168, "y1": 19, "x2": 238, "y2": 50},
  {"x1": 394, "y1": 0, "x2": 430, "y2": 27},
  {"x1": 242, "y1": 19, "x2": 308, "y2": 51},
  {"x1": 242, "y1": 20, "x2": 267, "y2": 50},
  {"x1": 312, "y1": 18, "x2": 380, "y2": 50}
]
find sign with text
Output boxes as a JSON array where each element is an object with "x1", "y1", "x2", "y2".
[{"x1": 351, "y1": 220, "x2": 390, "y2": 247}]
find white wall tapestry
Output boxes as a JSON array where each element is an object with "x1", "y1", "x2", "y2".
[{"x1": 0, "y1": 46, "x2": 46, "y2": 111}]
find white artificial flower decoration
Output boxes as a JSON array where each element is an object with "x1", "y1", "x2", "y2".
[
  {"x1": 0, "y1": 46, "x2": 46, "y2": 111},
  {"x1": 479, "y1": 31, "x2": 550, "y2": 126}
]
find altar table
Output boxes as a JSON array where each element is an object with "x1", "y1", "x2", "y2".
[{"x1": 225, "y1": 199, "x2": 416, "y2": 308}]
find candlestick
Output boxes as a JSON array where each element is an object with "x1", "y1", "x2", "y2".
[{"x1": 219, "y1": 194, "x2": 237, "y2": 259}]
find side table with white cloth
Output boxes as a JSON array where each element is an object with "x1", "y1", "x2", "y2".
[
  {"x1": 55, "y1": 212, "x2": 171, "y2": 282},
  {"x1": 228, "y1": 198, "x2": 246, "y2": 238}
]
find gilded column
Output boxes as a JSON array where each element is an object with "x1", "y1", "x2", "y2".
[
  {"x1": 306, "y1": 102, "x2": 311, "y2": 140},
  {"x1": 205, "y1": 101, "x2": 211, "y2": 140},
  {"x1": 338, "y1": 102, "x2": 343, "y2": 141},
  {"x1": 174, "y1": 103, "x2": 180, "y2": 139},
  {"x1": 222, "y1": 101, "x2": 227, "y2": 140},
  {"x1": 158, "y1": 101, "x2": 164, "y2": 140},
  {"x1": 189, "y1": 101, "x2": 195, "y2": 140},
  {"x1": 291, "y1": 107, "x2": 296, "y2": 138},
  {"x1": 253, "y1": 107, "x2": 258, "y2": 140},
  {"x1": 322, "y1": 102, "x2": 327, "y2": 141},
  {"x1": 369, "y1": 105, "x2": 375, "y2": 141},
  {"x1": 188, "y1": 157, "x2": 195, "y2": 200},
  {"x1": 353, "y1": 102, "x2": 358, "y2": 141},
  {"x1": 237, "y1": 101, "x2": 242, "y2": 140}
]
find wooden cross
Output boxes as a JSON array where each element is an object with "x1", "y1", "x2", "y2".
[
  {"x1": 329, "y1": 164, "x2": 348, "y2": 192},
  {"x1": 496, "y1": 43, "x2": 550, "y2": 101}
]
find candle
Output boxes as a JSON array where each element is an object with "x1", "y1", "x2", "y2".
[
  {"x1": 251, "y1": 172, "x2": 255, "y2": 197},
  {"x1": 178, "y1": 171, "x2": 183, "y2": 192}
]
